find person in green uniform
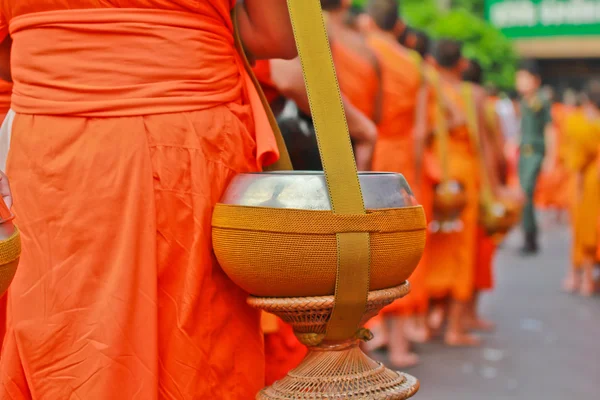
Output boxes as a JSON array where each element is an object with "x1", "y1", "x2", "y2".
[{"x1": 516, "y1": 60, "x2": 554, "y2": 255}]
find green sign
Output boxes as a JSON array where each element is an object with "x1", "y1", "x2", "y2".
[{"x1": 484, "y1": 0, "x2": 600, "y2": 38}]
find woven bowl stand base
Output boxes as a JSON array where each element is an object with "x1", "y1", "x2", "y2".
[{"x1": 248, "y1": 283, "x2": 419, "y2": 400}]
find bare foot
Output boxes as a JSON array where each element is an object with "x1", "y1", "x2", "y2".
[
  {"x1": 465, "y1": 318, "x2": 496, "y2": 333},
  {"x1": 428, "y1": 306, "x2": 445, "y2": 332},
  {"x1": 404, "y1": 319, "x2": 432, "y2": 343},
  {"x1": 445, "y1": 331, "x2": 482, "y2": 347},
  {"x1": 363, "y1": 320, "x2": 388, "y2": 352},
  {"x1": 562, "y1": 273, "x2": 580, "y2": 293},
  {"x1": 389, "y1": 351, "x2": 420, "y2": 368},
  {"x1": 579, "y1": 279, "x2": 596, "y2": 297}
]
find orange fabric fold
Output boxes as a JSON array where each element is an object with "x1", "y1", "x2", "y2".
[
  {"x1": 475, "y1": 227, "x2": 495, "y2": 291},
  {"x1": 332, "y1": 40, "x2": 379, "y2": 120},
  {"x1": 368, "y1": 34, "x2": 421, "y2": 186},
  {"x1": 0, "y1": 80, "x2": 11, "y2": 117},
  {"x1": 9, "y1": 7, "x2": 278, "y2": 168},
  {"x1": 0, "y1": 3, "x2": 274, "y2": 399}
]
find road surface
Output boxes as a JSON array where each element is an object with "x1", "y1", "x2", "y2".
[{"x1": 376, "y1": 217, "x2": 600, "y2": 400}]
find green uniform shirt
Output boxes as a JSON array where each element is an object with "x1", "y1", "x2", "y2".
[{"x1": 520, "y1": 92, "x2": 551, "y2": 155}]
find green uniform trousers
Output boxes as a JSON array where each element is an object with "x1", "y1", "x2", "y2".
[{"x1": 518, "y1": 151, "x2": 544, "y2": 236}]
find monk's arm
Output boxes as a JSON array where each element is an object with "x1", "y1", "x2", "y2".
[
  {"x1": 345, "y1": 100, "x2": 377, "y2": 171},
  {"x1": 0, "y1": 36, "x2": 11, "y2": 83},
  {"x1": 236, "y1": 0, "x2": 297, "y2": 60},
  {"x1": 270, "y1": 58, "x2": 377, "y2": 170},
  {"x1": 371, "y1": 57, "x2": 383, "y2": 125}
]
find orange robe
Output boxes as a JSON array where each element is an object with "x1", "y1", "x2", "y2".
[
  {"x1": 426, "y1": 81, "x2": 479, "y2": 301},
  {"x1": 0, "y1": 1, "x2": 280, "y2": 398},
  {"x1": 0, "y1": 79, "x2": 10, "y2": 349},
  {"x1": 564, "y1": 111, "x2": 600, "y2": 267},
  {"x1": 332, "y1": 39, "x2": 379, "y2": 120},
  {"x1": 367, "y1": 34, "x2": 429, "y2": 315},
  {"x1": 535, "y1": 103, "x2": 571, "y2": 210}
]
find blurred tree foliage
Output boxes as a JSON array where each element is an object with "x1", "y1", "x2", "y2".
[{"x1": 352, "y1": 0, "x2": 517, "y2": 89}]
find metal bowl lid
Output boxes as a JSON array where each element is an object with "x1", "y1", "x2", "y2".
[{"x1": 219, "y1": 171, "x2": 418, "y2": 210}]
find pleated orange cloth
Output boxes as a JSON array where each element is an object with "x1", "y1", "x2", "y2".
[
  {"x1": 367, "y1": 34, "x2": 429, "y2": 316},
  {"x1": 475, "y1": 227, "x2": 495, "y2": 291},
  {"x1": 0, "y1": 78, "x2": 11, "y2": 350},
  {"x1": 426, "y1": 81, "x2": 479, "y2": 301},
  {"x1": 332, "y1": 39, "x2": 379, "y2": 120},
  {"x1": 564, "y1": 111, "x2": 600, "y2": 267},
  {"x1": 0, "y1": 2, "x2": 280, "y2": 399}
]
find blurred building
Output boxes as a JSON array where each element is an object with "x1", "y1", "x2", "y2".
[{"x1": 485, "y1": 0, "x2": 600, "y2": 93}]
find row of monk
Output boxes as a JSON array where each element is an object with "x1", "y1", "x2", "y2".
[
  {"x1": 257, "y1": 0, "x2": 600, "y2": 384},
  {"x1": 0, "y1": 0, "x2": 595, "y2": 398}
]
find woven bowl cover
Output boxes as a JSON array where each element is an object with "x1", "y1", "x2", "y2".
[
  {"x1": 433, "y1": 181, "x2": 467, "y2": 217},
  {"x1": 0, "y1": 227, "x2": 20, "y2": 296},
  {"x1": 212, "y1": 205, "x2": 427, "y2": 297}
]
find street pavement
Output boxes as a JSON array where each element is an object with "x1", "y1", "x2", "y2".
[{"x1": 375, "y1": 216, "x2": 600, "y2": 400}]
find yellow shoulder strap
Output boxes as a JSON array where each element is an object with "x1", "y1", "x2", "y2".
[
  {"x1": 286, "y1": 0, "x2": 370, "y2": 342},
  {"x1": 236, "y1": 1, "x2": 370, "y2": 342}
]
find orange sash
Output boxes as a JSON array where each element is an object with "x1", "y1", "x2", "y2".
[{"x1": 9, "y1": 8, "x2": 278, "y2": 167}]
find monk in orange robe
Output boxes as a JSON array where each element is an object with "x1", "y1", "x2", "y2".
[
  {"x1": 0, "y1": 1, "x2": 297, "y2": 398},
  {"x1": 425, "y1": 39, "x2": 498, "y2": 347},
  {"x1": 361, "y1": 0, "x2": 431, "y2": 366},
  {"x1": 563, "y1": 81, "x2": 600, "y2": 296},
  {"x1": 462, "y1": 59, "x2": 517, "y2": 332}
]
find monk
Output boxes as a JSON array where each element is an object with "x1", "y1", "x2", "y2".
[
  {"x1": 360, "y1": 0, "x2": 431, "y2": 366},
  {"x1": 563, "y1": 81, "x2": 600, "y2": 296},
  {"x1": 462, "y1": 59, "x2": 514, "y2": 332},
  {"x1": 425, "y1": 39, "x2": 496, "y2": 347},
  {"x1": 0, "y1": 1, "x2": 297, "y2": 398}
]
